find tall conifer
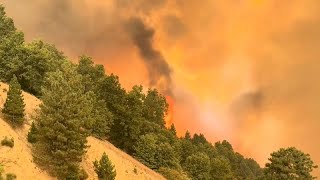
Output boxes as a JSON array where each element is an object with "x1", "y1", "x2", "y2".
[
  {"x1": 33, "y1": 62, "x2": 94, "y2": 179},
  {"x1": 2, "y1": 75, "x2": 25, "y2": 125}
]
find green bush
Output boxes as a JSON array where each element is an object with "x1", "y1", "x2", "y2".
[
  {"x1": 133, "y1": 167, "x2": 138, "y2": 174},
  {"x1": 6, "y1": 173, "x2": 16, "y2": 180},
  {"x1": 183, "y1": 153, "x2": 211, "y2": 180},
  {"x1": 79, "y1": 168, "x2": 88, "y2": 180},
  {"x1": 158, "y1": 167, "x2": 190, "y2": 180},
  {"x1": 1, "y1": 136, "x2": 14, "y2": 148}
]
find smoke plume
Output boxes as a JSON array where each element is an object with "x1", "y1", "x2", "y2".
[
  {"x1": 125, "y1": 17, "x2": 172, "y2": 95},
  {"x1": 3, "y1": 0, "x2": 320, "y2": 176},
  {"x1": 2, "y1": 0, "x2": 174, "y2": 94}
]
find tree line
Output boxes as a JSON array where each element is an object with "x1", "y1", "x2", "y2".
[{"x1": 0, "y1": 4, "x2": 317, "y2": 180}]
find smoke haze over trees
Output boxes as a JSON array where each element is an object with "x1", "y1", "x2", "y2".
[
  {"x1": 3, "y1": 2, "x2": 320, "y2": 170},
  {"x1": 0, "y1": 0, "x2": 319, "y2": 178}
]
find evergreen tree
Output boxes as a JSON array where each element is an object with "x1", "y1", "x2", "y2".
[
  {"x1": 96, "y1": 74, "x2": 128, "y2": 149},
  {"x1": 134, "y1": 133, "x2": 158, "y2": 169},
  {"x1": 183, "y1": 153, "x2": 211, "y2": 180},
  {"x1": 184, "y1": 131, "x2": 192, "y2": 140},
  {"x1": 2, "y1": 75, "x2": 25, "y2": 125},
  {"x1": 134, "y1": 133, "x2": 180, "y2": 170},
  {"x1": 93, "y1": 152, "x2": 116, "y2": 180},
  {"x1": 0, "y1": 5, "x2": 16, "y2": 39},
  {"x1": 264, "y1": 147, "x2": 318, "y2": 180},
  {"x1": 210, "y1": 156, "x2": 234, "y2": 179},
  {"x1": 0, "y1": 6, "x2": 66, "y2": 96},
  {"x1": 32, "y1": 62, "x2": 94, "y2": 179},
  {"x1": 214, "y1": 140, "x2": 263, "y2": 179},
  {"x1": 156, "y1": 142, "x2": 181, "y2": 170},
  {"x1": 169, "y1": 124, "x2": 177, "y2": 136},
  {"x1": 108, "y1": 85, "x2": 145, "y2": 153},
  {"x1": 179, "y1": 138, "x2": 195, "y2": 165},
  {"x1": 76, "y1": 55, "x2": 105, "y2": 93},
  {"x1": 76, "y1": 56, "x2": 114, "y2": 139},
  {"x1": 142, "y1": 88, "x2": 168, "y2": 127},
  {"x1": 0, "y1": 5, "x2": 25, "y2": 83},
  {"x1": 19, "y1": 40, "x2": 66, "y2": 96},
  {"x1": 91, "y1": 99, "x2": 113, "y2": 139},
  {"x1": 192, "y1": 133, "x2": 207, "y2": 145},
  {"x1": 27, "y1": 121, "x2": 37, "y2": 143}
]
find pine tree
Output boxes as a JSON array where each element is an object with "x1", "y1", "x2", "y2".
[
  {"x1": 184, "y1": 131, "x2": 191, "y2": 140},
  {"x1": 134, "y1": 133, "x2": 181, "y2": 170},
  {"x1": 2, "y1": 75, "x2": 25, "y2": 125},
  {"x1": 27, "y1": 121, "x2": 37, "y2": 143},
  {"x1": 32, "y1": 62, "x2": 94, "y2": 179},
  {"x1": 169, "y1": 124, "x2": 177, "y2": 136},
  {"x1": 184, "y1": 153, "x2": 211, "y2": 180},
  {"x1": 93, "y1": 152, "x2": 116, "y2": 180},
  {"x1": 0, "y1": 5, "x2": 25, "y2": 83},
  {"x1": 91, "y1": 99, "x2": 113, "y2": 139},
  {"x1": 264, "y1": 147, "x2": 318, "y2": 179}
]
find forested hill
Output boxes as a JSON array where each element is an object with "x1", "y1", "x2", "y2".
[
  {"x1": 0, "y1": 82, "x2": 166, "y2": 180},
  {"x1": 0, "y1": 4, "x2": 317, "y2": 180}
]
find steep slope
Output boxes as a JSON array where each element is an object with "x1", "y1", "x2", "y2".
[
  {"x1": 0, "y1": 83, "x2": 165, "y2": 180},
  {"x1": 0, "y1": 116, "x2": 53, "y2": 179},
  {"x1": 82, "y1": 137, "x2": 165, "y2": 180},
  {"x1": 0, "y1": 83, "x2": 51, "y2": 179}
]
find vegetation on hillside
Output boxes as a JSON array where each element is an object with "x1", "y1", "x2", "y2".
[
  {"x1": 27, "y1": 121, "x2": 37, "y2": 143},
  {"x1": 31, "y1": 62, "x2": 94, "y2": 179},
  {"x1": 0, "y1": 4, "x2": 317, "y2": 180},
  {"x1": 1, "y1": 136, "x2": 14, "y2": 148},
  {"x1": 2, "y1": 75, "x2": 25, "y2": 125},
  {"x1": 264, "y1": 147, "x2": 318, "y2": 180},
  {"x1": 93, "y1": 152, "x2": 117, "y2": 180},
  {"x1": 0, "y1": 164, "x2": 16, "y2": 180}
]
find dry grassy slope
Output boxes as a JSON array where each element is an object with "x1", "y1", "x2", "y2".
[{"x1": 0, "y1": 83, "x2": 165, "y2": 180}]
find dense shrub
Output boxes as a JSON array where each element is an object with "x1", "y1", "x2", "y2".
[
  {"x1": 1, "y1": 136, "x2": 14, "y2": 148},
  {"x1": 79, "y1": 169, "x2": 89, "y2": 180},
  {"x1": 158, "y1": 167, "x2": 190, "y2": 180},
  {"x1": 6, "y1": 173, "x2": 16, "y2": 180}
]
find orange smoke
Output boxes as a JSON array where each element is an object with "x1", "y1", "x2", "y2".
[
  {"x1": 3, "y1": 1, "x2": 320, "y2": 176},
  {"x1": 165, "y1": 95, "x2": 174, "y2": 127}
]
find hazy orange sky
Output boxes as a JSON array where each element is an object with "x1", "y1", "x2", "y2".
[{"x1": 3, "y1": 0, "x2": 320, "y2": 174}]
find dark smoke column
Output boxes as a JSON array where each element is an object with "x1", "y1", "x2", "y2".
[{"x1": 125, "y1": 17, "x2": 173, "y2": 96}]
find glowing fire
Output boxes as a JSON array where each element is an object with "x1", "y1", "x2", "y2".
[{"x1": 165, "y1": 95, "x2": 174, "y2": 127}]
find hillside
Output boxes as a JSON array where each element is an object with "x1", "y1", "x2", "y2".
[{"x1": 0, "y1": 82, "x2": 165, "y2": 180}]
